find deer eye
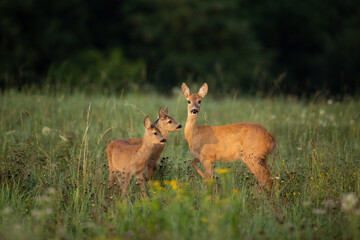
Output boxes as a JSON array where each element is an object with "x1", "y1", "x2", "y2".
[
  {"x1": 168, "y1": 120, "x2": 172, "y2": 124},
  {"x1": 154, "y1": 132, "x2": 158, "y2": 135},
  {"x1": 198, "y1": 100, "x2": 201, "y2": 104},
  {"x1": 187, "y1": 100, "x2": 191, "y2": 104}
]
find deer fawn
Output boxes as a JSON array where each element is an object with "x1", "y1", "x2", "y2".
[
  {"x1": 106, "y1": 116, "x2": 166, "y2": 196},
  {"x1": 108, "y1": 107, "x2": 182, "y2": 180},
  {"x1": 181, "y1": 83, "x2": 277, "y2": 191}
]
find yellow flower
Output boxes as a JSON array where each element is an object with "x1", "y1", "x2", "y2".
[
  {"x1": 151, "y1": 180, "x2": 160, "y2": 187},
  {"x1": 169, "y1": 180, "x2": 178, "y2": 190},
  {"x1": 215, "y1": 168, "x2": 230, "y2": 174},
  {"x1": 205, "y1": 179, "x2": 215, "y2": 183},
  {"x1": 201, "y1": 217, "x2": 208, "y2": 223}
]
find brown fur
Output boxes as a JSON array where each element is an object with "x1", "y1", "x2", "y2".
[
  {"x1": 107, "y1": 107, "x2": 182, "y2": 183},
  {"x1": 182, "y1": 83, "x2": 277, "y2": 191},
  {"x1": 106, "y1": 116, "x2": 166, "y2": 197}
]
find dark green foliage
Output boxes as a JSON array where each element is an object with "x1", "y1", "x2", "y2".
[{"x1": 0, "y1": 0, "x2": 359, "y2": 95}]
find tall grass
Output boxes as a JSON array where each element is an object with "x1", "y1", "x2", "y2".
[{"x1": 0, "y1": 90, "x2": 359, "y2": 240}]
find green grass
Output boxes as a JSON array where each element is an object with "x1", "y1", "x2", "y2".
[{"x1": 1, "y1": 89, "x2": 359, "y2": 240}]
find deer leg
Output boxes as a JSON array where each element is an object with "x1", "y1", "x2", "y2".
[
  {"x1": 191, "y1": 158, "x2": 206, "y2": 178},
  {"x1": 146, "y1": 160, "x2": 157, "y2": 181},
  {"x1": 243, "y1": 156, "x2": 273, "y2": 192},
  {"x1": 121, "y1": 172, "x2": 132, "y2": 197},
  {"x1": 202, "y1": 161, "x2": 214, "y2": 179},
  {"x1": 109, "y1": 170, "x2": 115, "y2": 187},
  {"x1": 138, "y1": 173, "x2": 148, "y2": 197}
]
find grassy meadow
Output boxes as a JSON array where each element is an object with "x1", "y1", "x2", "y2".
[{"x1": 1, "y1": 89, "x2": 360, "y2": 240}]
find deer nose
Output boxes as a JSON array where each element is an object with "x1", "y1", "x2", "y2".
[
  {"x1": 160, "y1": 139, "x2": 166, "y2": 143},
  {"x1": 177, "y1": 124, "x2": 182, "y2": 129},
  {"x1": 190, "y1": 109, "x2": 199, "y2": 114}
]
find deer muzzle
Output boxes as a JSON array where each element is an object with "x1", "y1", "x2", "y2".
[{"x1": 190, "y1": 109, "x2": 199, "y2": 114}]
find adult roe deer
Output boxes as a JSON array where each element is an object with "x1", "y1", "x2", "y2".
[
  {"x1": 106, "y1": 116, "x2": 166, "y2": 196},
  {"x1": 181, "y1": 83, "x2": 277, "y2": 191},
  {"x1": 108, "y1": 107, "x2": 182, "y2": 180}
]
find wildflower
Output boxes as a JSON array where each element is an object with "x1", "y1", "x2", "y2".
[
  {"x1": 42, "y1": 127, "x2": 51, "y2": 136},
  {"x1": 303, "y1": 201, "x2": 312, "y2": 207},
  {"x1": 205, "y1": 179, "x2": 215, "y2": 184},
  {"x1": 31, "y1": 209, "x2": 42, "y2": 218},
  {"x1": 151, "y1": 180, "x2": 160, "y2": 187},
  {"x1": 322, "y1": 200, "x2": 336, "y2": 210},
  {"x1": 215, "y1": 168, "x2": 230, "y2": 174},
  {"x1": 312, "y1": 208, "x2": 326, "y2": 215},
  {"x1": 6, "y1": 130, "x2": 15, "y2": 135},
  {"x1": 169, "y1": 180, "x2": 178, "y2": 190},
  {"x1": 341, "y1": 193, "x2": 358, "y2": 212},
  {"x1": 59, "y1": 135, "x2": 68, "y2": 142},
  {"x1": 201, "y1": 217, "x2": 209, "y2": 223},
  {"x1": 2, "y1": 207, "x2": 13, "y2": 215},
  {"x1": 327, "y1": 99, "x2": 333, "y2": 105},
  {"x1": 47, "y1": 187, "x2": 56, "y2": 195}
]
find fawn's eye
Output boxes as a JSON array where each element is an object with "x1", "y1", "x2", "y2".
[
  {"x1": 198, "y1": 100, "x2": 201, "y2": 104},
  {"x1": 187, "y1": 100, "x2": 191, "y2": 104},
  {"x1": 168, "y1": 120, "x2": 172, "y2": 124},
  {"x1": 154, "y1": 132, "x2": 158, "y2": 135}
]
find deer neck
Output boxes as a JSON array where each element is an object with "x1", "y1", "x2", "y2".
[
  {"x1": 135, "y1": 137, "x2": 155, "y2": 164},
  {"x1": 184, "y1": 114, "x2": 199, "y2": 144}
]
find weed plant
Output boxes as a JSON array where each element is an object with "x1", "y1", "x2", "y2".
[{"x1": 0, "y1": 90, "x2": 359, "y2": 239}]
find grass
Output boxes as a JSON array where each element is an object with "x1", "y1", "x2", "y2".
[{"x1": 0, "y1": 89, "x2": 359, "y2": 240}]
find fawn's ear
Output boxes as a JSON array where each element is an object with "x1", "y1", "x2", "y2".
[
  {"x1": 158, "y1": 107, "x2": 166, "y2": 119},
  {"x1": 181, "y1": 83, "x2": 190, "y2": 98},
  {"x1": 198, "y1": 83, "x2": 208, "y2": 98},
  {"x1": 144, "y1": 116, "x2": 152, "y2": 129},
  {"x1": 163, "y1": 106, "x2": 168, "y2": 115}
]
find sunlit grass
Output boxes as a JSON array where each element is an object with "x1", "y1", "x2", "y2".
[{"x1": 0, "y1": 89, "x2": 359, "y2": 240}]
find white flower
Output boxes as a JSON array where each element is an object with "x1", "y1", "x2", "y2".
[
  {"x1": 59, "y1": 135, "x2": 68, "y2": 142},
  {"x1": 322, "y1": 199, "x2": 336, "y2": 209},
  {"x1": 47, "y1": 187, "x2": 56, "y2": 195},
  {"x1": 312, "y1": 208, "x2": 326, "y2": 215},
  {"x1": 341, "y1": 193, "x2": 358, "y2": 212},
  {"x1": 42, "y1": 127, "x2": 51, "y2": 136},
  {"x1": 2, "y1": 206, "x2": 13, "y2": 214}
]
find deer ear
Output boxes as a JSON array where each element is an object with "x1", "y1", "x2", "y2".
[
  {"x1": 163, "y1": 106, "x2": 168, "y2": 114},
  {"x1": 181, "y1": 83, "x2": 190, "y2": 97},
  {"x1": 158, "y1": 107, "x2": 165, "y2": 119},
  {"x1": 198, "y1": 83, "x2": 208, "y2": 98},
  {"x1": 144, "y1": 116, "x2": 151, "y2": 129}
]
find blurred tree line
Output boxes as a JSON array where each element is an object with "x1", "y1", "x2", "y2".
[{"x1": 1, "y1": 0, "x2": 359, "y2": 95}]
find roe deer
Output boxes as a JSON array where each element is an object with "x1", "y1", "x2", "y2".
[
  {"x1": 106, "y1": 116, "x2": 166, "y2": 196},
  {"x1": 181, "y1": 83, "x2": 277, "y2": 191},
  {"x1": 108, "y1": 107, "x2": 182, "y2": 180}
]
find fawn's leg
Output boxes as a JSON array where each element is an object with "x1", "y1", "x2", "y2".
[
  {"x1": 192, "y1": 158, "x2": 206, "y2": 178},
  {"x1": 121, "y1": 172, "x2": 132, "y2": 197},
  {"x1": 146, "y1": 160, "x2": 157, "y2": 181},
  {"x1": 138, "y1": 173, "x2": 148, "y2": 197}
]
